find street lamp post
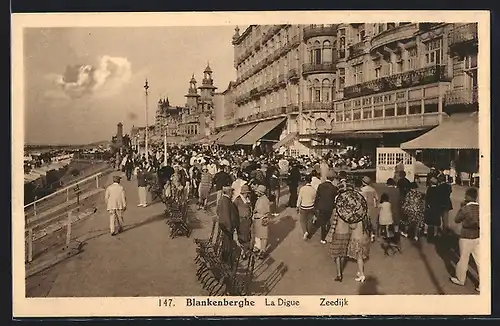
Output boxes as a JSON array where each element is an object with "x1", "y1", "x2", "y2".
[{"x1": 144, "y1": 79, "x2": 150, "y2": 161}]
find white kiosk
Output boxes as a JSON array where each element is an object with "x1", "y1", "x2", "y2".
[{"x1": 376, "y1": 147, "x2": 416, "y2": 183}]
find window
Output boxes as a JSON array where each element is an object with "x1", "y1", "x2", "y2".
[
  {"x1": 464, "y1": 54, "x2": 478, "y2": 89},
  {"x1": 407, "y1": 47, "x2": 417, "y2": 70},
  {"x1": 339, "y1": 76, "x2": 345, "y2": 89},
  {"x1": 322, "y1": 79, "x2": 331, "y2": 102},
  {"x1": 409, "y1": 100, "x2": 421, "y2": 114},
  {"x1": 336, "y1": 112, "x2": 344, "y2": 122},
  {"x1": 378, "y1": 152, "x2": 387, "y2": 165},
  {"x1": 345, "y1": 110, "x2": 352, "y2": 121},
  {"x1": 387, "y1": 23, "x2": 396, "y2": 30},
  {"x1": 424, "y1": 38, "x2": 443, "y2": 66},
  {"x1": 314, "y1": 90, "x2": 321, "y2": 102},
  {"x1": 314, "y1": 48, "x2": 322, "y2": 64},
  {"x1": 339, "y1": 36, "x2": 346, "y2": 59},
  {"x1": 377, "y1": 24, "x2": 385, "y2": 34},
  {"x1": 363, "y1": 110, "x2": 373, "y2": 119},
  {"x1": 397, "y1": 102, "x2": 407, "y2": 115},
  {"x1": 374, "y1": 105, "x2": 383, "y2": 117},
  {"x1": 359, "y1": 30, "x2": 366, "y2": 41},
  {"x1": 362, "y1": 97, "x2": 372, "y2": 106},
  {"x1": 353, "y1": 63, "x2": 363, "y2": 84},
  {"x1": 424, "y1": 97, "x2": 439, "y2": 113},
  {"x1": 387, "y1": 152, "x2": 396, "y2": 165},
  {"x1": 385, "y1": 105, "x2": 395, "y2": 117},
  {"x1": 353, "y1": 109, "x2": 361, "y2": 120}
]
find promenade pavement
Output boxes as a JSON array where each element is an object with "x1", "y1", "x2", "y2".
[{"x1": 26, "y1": 177, "x2": 479, "y2": 297}]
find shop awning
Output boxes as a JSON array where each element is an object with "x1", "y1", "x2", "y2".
[
  {"x1": 401, "y1": 112, "x2": 479, "y2": 150},
  {"x1": 217, "y1": 123, "x2": 259, "y2": 146},
  {"x1": 205, "y1": 130, "x2": 229, "y2": 144},
  {"x1": 273, "y1": 132, "x2": 298, "y2": 150},
  {"x1": 235, "y1": 118, "x2": 286, "y2": 145}
]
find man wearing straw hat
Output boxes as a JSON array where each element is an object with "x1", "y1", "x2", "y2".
[{"x1": 105, "y1": 173, "x2": 127, "y2": 236}]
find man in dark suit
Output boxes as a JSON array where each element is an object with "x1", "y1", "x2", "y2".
[
  {"x1": 308, "y1": 170, "x2": 338, "y2": 243},
  {"x1": 287, "y1": 161, "x2": 301, "y2": 208},
  {"x1": 216, "y1": 186, "x2": 239, "y2": 264}
]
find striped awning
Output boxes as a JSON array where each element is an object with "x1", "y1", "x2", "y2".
[
  {"x1": 235, "y1": 118, "x2": 286, "y2": 145},
  {"x1": 217, "y1": 123, "x2": 258, "y2": 146},
  {"x1": 401, "y1": 112, "x2": 479, "y2": 150}
]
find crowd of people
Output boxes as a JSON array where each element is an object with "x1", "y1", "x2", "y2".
[{"x1": 104, "y1": 144, "x2": 480, "y2": 292}]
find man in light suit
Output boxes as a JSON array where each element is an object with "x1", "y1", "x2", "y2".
[{"x1": 105, "y1": 174, "x2": 127, "y2": 236}]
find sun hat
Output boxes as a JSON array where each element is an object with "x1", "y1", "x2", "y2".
[
  {"x1": 362, "y1": 176, "x2": 371, "y2": 185},
  {"x1": 256, "y1": 185, "x2": 267, "y2": 194}
]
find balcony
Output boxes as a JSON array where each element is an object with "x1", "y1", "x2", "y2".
[
  {"x1": 288, "y1": 68, "x2": 299, "y2": 81},
  {"x1": 449, "y1": 23, "x2": 478, "y2": 55},
  {"x1": 303, "y1": 25, "x2": 336, "y2": 41},
  {"x1": 278, "y1": 74, "x2": 286, "y2": 86},
  {"x1": 348, "y1": 41, "x2": 365, "y2": 60},
  {"x1": 302, "y1": 101, "x2": 335, "y2": 112},
  {"x1": 344, "y1": 65, "x2": 449, "y2": 99},
  {"x1": 287, "y1": 103, "x2": 299, "y2": 114},
  {"x1": 290, "y1": 35, "x2": 301, "y2": 47},
  {"x1": 445, "y1": 87, "x2": 478, "y2": 106},
  {"x1": 370, "y1": 23, "x2": 418, "y2": 53},
  {"x1": 303, "y1": 112, "x2": 442, "y2": 135},
  {"x1": 302, "y1": 62, "x2": 337, "y2": 76}
]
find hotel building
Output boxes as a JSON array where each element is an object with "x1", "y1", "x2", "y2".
[{"x1": 215, "y1": 23, "x2": 478, "y2": 169}]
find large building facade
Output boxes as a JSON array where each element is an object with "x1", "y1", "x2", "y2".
[
  {"x1": 216, "y1": 23, "x2": 478, "y2": 157},
  {"x1": 178, "y1": 64, "x2": 218, "y2": 139},
  {"x1": 154, "y1": 97, "x2": 183, "y2": 138}
]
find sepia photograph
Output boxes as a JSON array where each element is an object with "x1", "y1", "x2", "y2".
[{"x1": 12, "y1": 11, "x2": 490, "y2": 317}]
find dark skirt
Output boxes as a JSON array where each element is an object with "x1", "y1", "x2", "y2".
[
  {"x1": 329, "y1": 232, "x2": 351, "y2": 258},
  {"x1": 424, "y1": 207, "x2": 442, "y2": 226}
]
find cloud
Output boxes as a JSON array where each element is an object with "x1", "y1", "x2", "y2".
[{"x1": 49, "y1": 55, "x2": 132, "y2": 99}]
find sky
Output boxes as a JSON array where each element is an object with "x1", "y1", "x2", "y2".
[{"x1": 23, "y1": 26, "x2": 238, "y2": 145}]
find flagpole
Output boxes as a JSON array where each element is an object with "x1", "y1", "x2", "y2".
[
  {"x1": 163, "y1": 130, "x2": 167, "y2": 166},
  {"x1": 144, "y1": 79, "x2": 150, "y2": 161}
]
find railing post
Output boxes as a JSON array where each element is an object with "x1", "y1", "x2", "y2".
[
  {"x1": 66, "y1": 211, "x2": 72, "y2": 246},
  {"x1": 27, "y1": 228, "x2": 33, "y2": 263},
  {"x1": 66, "y1": 188, "x2": 69, "y2": 202},
  {"x1": 96, "y1": 174, "x2": 99, "y2": 188},
  {"x1": 33, "y1": 197, "x2": 37, "y2": 217}
]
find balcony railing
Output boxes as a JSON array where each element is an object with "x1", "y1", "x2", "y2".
[
  {"x1": 445, "y1": 87, "x2": 478, "y2": 106},
  {"x1": 287, "y1": 104, "x2": 299, "y2": 114},
  {"x1": 348, "y1": 41, "x2": 365, "y2": 59},
  {"x1": 344, "y1": 65, "x2": 448, "y2": 99},
  {"x1": 288, "y1": 68, "x2": 299, "y2": 80},
  {"x1": 370, "y1": 23, "x2": 418, "y2": 53},
  {"x1": 302, "y1": 62, "x2": 337, "y2": 76},
  {"x1": 449, "y1": 23, "x2": 478, "y2": 49},
  {"x1": 302, "y1": 101, "x2": 335, "y2": 112},
  {"x1": 303, "y1": 25, "x2": 336, "y2": 40}
]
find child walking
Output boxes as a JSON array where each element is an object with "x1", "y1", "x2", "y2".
[{"x1": 379, "y1": 193, "x2": 401, "y2": 255}]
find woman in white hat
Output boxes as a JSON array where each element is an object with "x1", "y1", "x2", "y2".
[{"x1": 253, "y1": 185, "x2": 270, "y2": 259}]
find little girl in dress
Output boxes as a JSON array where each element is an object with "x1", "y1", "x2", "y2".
[{"x1": 379, "y1": 193, "x2": 401, "y2": 255}]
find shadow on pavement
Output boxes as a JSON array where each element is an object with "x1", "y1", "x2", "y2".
[
  {"x1": 267, "y1": 215, "x2": 296, "y2": 254},
  {"x1": 432, "y1": 233, "x2": 479, "y2": 286},
  {"x1": 120, "y1": 213, "x2": 166, "y2": 234},
  {"x1": 411, "y1": 239, "x2": 445, "y2": 294},
  {"x1": 358, "y1": 276, "x2": 383, "y2": 295},
  {"x1": 250, "y1": 259, "x2": 288, "y2": 295}
]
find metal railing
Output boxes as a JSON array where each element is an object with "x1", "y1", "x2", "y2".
[
  {"x1": 445, "y1": 87, "x2": 478, "y2": 106},
  {"x1": 24, "y1": 171, "x2": 106, "y2": 222},
  {"x1": 302, "y1": 62, "x2": 337, "y2": 75}
]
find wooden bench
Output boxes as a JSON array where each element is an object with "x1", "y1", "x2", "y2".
[{"x1": 194, "y1": 221, "x2": 256, "y2": 296}]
